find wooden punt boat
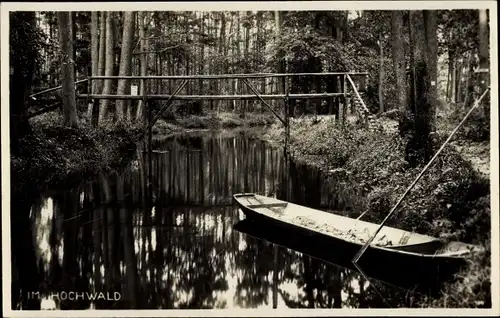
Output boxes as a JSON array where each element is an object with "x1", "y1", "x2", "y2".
[{"x1": 233, "y1": 193, "x2": 484, "y2": 286}]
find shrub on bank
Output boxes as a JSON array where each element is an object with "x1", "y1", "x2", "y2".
[
  {"x1": 415, "y1": 244, "x2": 491, "y2": 308},
  {"x1": 12, "y1": 112, "x2": 142, "y2": 193},
  {"x1": 152, "y1": 119, "x2": 184, "y2": 135}
]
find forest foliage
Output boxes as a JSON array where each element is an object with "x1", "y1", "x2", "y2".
[
  {"x1": 9, "y1": 9, "x2": 491, "y2": 309},
  {"x1": 12, "y1": 10, "x2": 489, "y2": 140}
]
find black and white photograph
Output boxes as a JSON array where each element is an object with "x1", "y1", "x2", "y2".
[{"x1": 1, "y1": 1, "x2": 498, "y2": 315}]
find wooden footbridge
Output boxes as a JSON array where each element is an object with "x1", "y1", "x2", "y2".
[
  {"x1": 29, "y1": 71, "x2": 375, "y2": 130},
  {"x1": 28, "y1": 71, "x2": 376, "y2": 205}
]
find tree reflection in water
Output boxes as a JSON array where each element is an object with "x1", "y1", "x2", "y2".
[{"x1": 17, "y1": 130, "x2": 422, "y2": 310}]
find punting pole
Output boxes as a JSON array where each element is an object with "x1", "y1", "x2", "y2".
[
  {"x1": 148, "y1": 100, "x2": 153, "y2": 206},
  {"x1": 284, "y1": 84, "x2": 291, "y2": 201},
  {"x1": 352, "y1": 88, "x2": 490, "y2": 266}
]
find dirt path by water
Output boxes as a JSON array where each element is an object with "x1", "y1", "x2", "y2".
[{"x1": 452, "y1": 140, "x2": 490, "y2": 177}]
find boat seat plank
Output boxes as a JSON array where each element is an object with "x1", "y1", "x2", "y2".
[{"x1": 247, "y1": 203, "x2": 288, "y2": 209}]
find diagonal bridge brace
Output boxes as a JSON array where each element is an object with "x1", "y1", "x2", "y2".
[
  {"x1": 242, "y1": 79, "x2": 287, "y2": 126},
  {"x1": 147, "y1": 79, "x2": 189, "y2": 131}
]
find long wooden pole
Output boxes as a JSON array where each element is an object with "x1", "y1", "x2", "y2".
[
  {"x1": 352, "y1": 88, "x2": 490, "y2": 265},
  {"x1": 29, "y1": 79, "x2": 89, "y2": 99},
  {"x1": 90, "y1": 72, "x2": 369, "y2": 80}
]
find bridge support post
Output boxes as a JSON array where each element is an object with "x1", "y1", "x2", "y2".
[
  {"x1": 338, "y1": 96, "x2": 344, "y2": 127},
  {"x1": 343, "y1": 74, "x2": 348, "y2": 117},
  {"x1": 91, "y1": 98, "x2": 99, "y2": 127},
  {"x1": 146, "y1": 99, "x2": 153, "y2": 208},
  {"x1": 283, "y1": 90, "x2": 291, "y2": 202}
]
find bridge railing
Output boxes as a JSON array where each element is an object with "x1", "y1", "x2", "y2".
[
  {"x1": 28, "y1": 72, "x2": 370, "y2": 122},
  {"x1": 80, "y1": 72, "x2": 369, "y2": 101}
]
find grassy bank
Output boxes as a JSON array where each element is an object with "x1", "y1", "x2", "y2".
[
  {"x1": 11, "y1": 113, "x2": 143, "y2": 194},
  {"x1": 152, "y1": 111, "x2": 277, "y2": 137},
  {"x1": 262, "y1": 118, "x2": 491, "y2": 308}
]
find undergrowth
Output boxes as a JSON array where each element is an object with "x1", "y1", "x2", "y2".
[
  {"x1": 415, "y1": 244, "x2": 491, "y2": 308},
  {"x1": 11, "y1": 112, "x2": 143, "y2": 194},
  {"x1": 263, "y1": 118, "x2": 491, "y2": 307}
]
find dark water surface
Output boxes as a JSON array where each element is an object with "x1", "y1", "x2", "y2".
[{"x1": 12, "y1": 129, "x2": 425, "y2": 310}]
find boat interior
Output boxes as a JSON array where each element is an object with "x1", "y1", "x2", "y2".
[{"x1": 233, "y1": 193, "x2": 482, "y2": 257}]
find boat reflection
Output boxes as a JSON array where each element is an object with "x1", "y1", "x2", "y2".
[{"x1": 233, "y1": 218, "x2": 457, "y2": 294}]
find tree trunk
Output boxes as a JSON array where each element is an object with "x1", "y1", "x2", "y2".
[
  {"x1": 97, "y1": 12, "x2": 106, "y2": 94},
  {"x1": 378, "y1": 34, "x2": 384, "y2": 114},
  {"x1": 10, "y1": 12, "x2": 37, "y2": 156},
  {"x1": 199, "y1": 12, "x2": 205, "y2": 112},
  {"x1": 257, "y1": 12, "x2": 266, "y2": 112},
  {"x1": 478, "y1": 9, "x2": 489, "y2": 117},
  {"x1": 87, "y1": 12, "x2": 99, "y2": 121},
  {"x1": 445, "y1": 58, "x2": 451, "y2": 101},
  {"x1": 406, "y1": 10, "x2": 435, "y2": 166},
  {"x1": 312, "y1": 14, "x2": 324, "y2": 116},
  {"x1": 243, "y1": 11, "x2": 251, "y2": 117},
  {"x1": 450, "y1": 57, "x2": 457, "y2": 103},
  {"x1": 463, "y1": 51, "x2": 475, "y2": 108},
  {"x1": 71, "y1": 12, "x2": 77, "y2": 78},
  {"x1": 423, "y1": 10, "x2": 437, "y2": 130},
  {"x1": 231, "y1": 30, "x2": 236, "y2": 112},
  {"x1": 455, "y1": 58, "x2": 463, "y2": 103},
  {"x1": 391, "y1": 11, "x2": 407, "y2": 125},
  {"x1": 275, "y1": 11, "x2": 285, "y2": 99},
  {"x1": 219, "y1": 12, "x2": 226, "y2": 111},
  {"x1": 226, "y1": 13, "x2": 234, "y2": 110},
  {"x1": 91, "y1": 12, "x2": 107, "y2": 125},
  {"x1": 208, "y1": 14, "x2": 214, "y2": 111},
  {"x1": 235, "y1": 12, "x2": 241, "y2": 112},
  {"x1": 99, "y1": 12, "x2": 115, "y2": 125},
  {"x1": 116, "y1": 11, "x2": 136, "y2": 122},
  {"x1": 448, "y1": 29, "x2": 456, "y2": 103},
  {"x1": 185, "y1": 13, "x2": 191, "y2": 96},
  {"x1": 57, "y1": 11, "x2": 79, "y2": 128},
  {"x1": 137, "y1": 11, "x2": 148, "y2": 121}
]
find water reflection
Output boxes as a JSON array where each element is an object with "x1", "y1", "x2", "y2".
[{"x1": 14, "y1": 130, "x2": 424, "y2": 310}]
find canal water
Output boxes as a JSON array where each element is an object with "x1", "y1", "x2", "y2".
[{"x1": 12, "y1": 129, "x2": 428, "y2": 310}]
